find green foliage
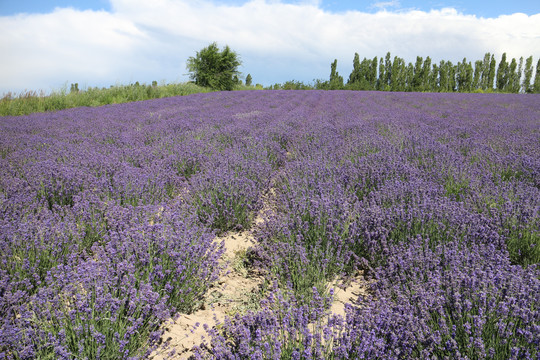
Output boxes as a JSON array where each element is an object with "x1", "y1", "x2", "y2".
[
  {"x1": 502, "y1": 216, "x2": 540, "y2": 267},
  {"x1": 193, "y1": 189, "x2": 253, "y2": 234},
  {"x1": 186, "y1": 42, "x2": 242, "y2": 91},
  {"x1": 443, "y1": 174, "x2": 470, "y2": 202},
  {"x1": 245, "y1": 73, "x2": 252, "y2": 86}
]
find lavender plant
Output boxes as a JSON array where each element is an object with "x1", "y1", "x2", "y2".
[{"x1": 1, "y1": 90, "x2": 538, "y2": 359}]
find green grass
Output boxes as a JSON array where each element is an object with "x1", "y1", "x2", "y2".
[
  {"x1": 1, "y1": 81, "x2": 266, "y2": 116},
  {"x1": 0, "y1": 82, "x2": 215, "y2": 116}
]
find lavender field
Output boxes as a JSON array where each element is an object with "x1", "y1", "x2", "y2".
[{"x1": 1, "y1": 90, "x2": 539, "y2": 359}]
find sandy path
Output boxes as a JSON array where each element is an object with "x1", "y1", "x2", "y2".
[
  {"x1": 151, "y1": 229, "x2": 264, "y2": 359},
  {"x1": 152, "y1": 173, "x2": 370, "y2": 359}
]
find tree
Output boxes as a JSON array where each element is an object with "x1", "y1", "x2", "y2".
[
  {"x1": 348, "y1": 53, "x2": 361, "y2": 87},
  {"x1": 412, "y1": 56, "x2": 423, "y2": 91},
  {"x1": 329, "y1": 59, "x2": 344, "y2": 89},
  {"x1": 457, "y1": 58, "x2": 473, "y2": 92},
  {"x1": 430, "y1": 63, "x2": 439, "y2": 91},
  {"x1": 488, "y1": 55, "x2": 496, "y2": 91},
  {"x1": 534, "y1": 59, "x2": 540, "y2": 93},
  {"x1": 496, "y1": 53, "x2": 509, "y2": 91},
  {"x1": 378, "y1": 57, "x2": 386, "y2": 90},
  {"x1": 439, "y1": 60, "x2": 448, "y2": 92},
  {"x1": 405, "y1": 63, "x2": 414, "y2": 91},
  {"x1": 522, "y1": 56, "x2": 534, "y2": 93},
  {"x1": 421, "y1": 56, "x2": 432, "y2": 91},
  {"x1": 384, "y1": 52, "x2": 392, "y2": 89},
  {"x1": 512, "y1": 56, "x2": 523, "y2": 93},
  {"x1": 473, "y1": 60, "x2": 483, "y2": 90},
  {"x1": 245, "y1": 74, "x2": 252, "y2": 87},
  {"x1": 186, "y1": 42, "x2": 241, "y2": 91},
  {"x1": 369, "y1": 57, "x2": 378, "y2": 89},
  {"x1": 480, "y1": 53, "x2": 491, "y2": 90},
  {"x1": 507, "y1": 57, "x2": 518, "y2": 93},
  {"x1": 391, "y1": 56, "x2": 406, "y2": 91}
]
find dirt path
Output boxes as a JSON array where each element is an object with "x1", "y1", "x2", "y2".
[
  {"x1": 151, "y1": 230, "x2": 264, "y2": 359},
  {"x1": 152, "y1": 173, "x2": 370, "y2": 359}
]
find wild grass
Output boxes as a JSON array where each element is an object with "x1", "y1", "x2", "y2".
[{"x1": 0, "y1": 82, "x2": 215, "y2": 116}]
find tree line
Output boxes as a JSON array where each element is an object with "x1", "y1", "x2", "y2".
[{"x1": 270, "y1": 52, "x2": 540, "y2": 93}]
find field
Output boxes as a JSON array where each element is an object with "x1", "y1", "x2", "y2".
[{"x1": 0, "y1": 90, "x2": 539, "y2": 359}]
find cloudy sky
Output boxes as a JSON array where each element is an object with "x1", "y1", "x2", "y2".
[{"x1": 1, "y1": 0, "x2": 539, "y2": 94}]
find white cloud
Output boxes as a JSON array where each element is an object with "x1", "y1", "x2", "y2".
[{"x1": 1, "y1": 0, "x2": 539, "y2": 93}]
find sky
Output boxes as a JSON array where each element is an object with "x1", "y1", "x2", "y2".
[{"x1": 1, "y1": 0, "x2": 539, "y2": 94}]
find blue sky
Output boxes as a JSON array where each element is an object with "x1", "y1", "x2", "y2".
[
  {"x1": 1, "y1": 0, "x2": 539, "y2": 17},
  {"x1": 1, "y1": 0, "x2": 539, "y2": 93}
]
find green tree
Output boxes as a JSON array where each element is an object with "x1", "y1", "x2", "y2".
[
  {"x1": 534, "y1": 59, "x2": 540, "y2": 93},
  {"x1": 439, "y1": 60, "x2": 448, "y2": 92},
  {"x1": 496, "y1": 53, "x2": 509, "y2": 91},
  {"x1": 245, "y1": 74, "x2": 252, "y2": 87},
  {"x1": 384, "y1": 52, "x2": 392, "y2": 89},
  {"x1": 473, "y1": 60, "x2": 483, "y2": 90},
  {"x1": 370, "y1": 56, "x2": 378, "y2": 89},
  {"x1": 186, "y1": 42, "x2": 242, "y2": 91},
  {"x1": 430, "y1": 63, "x2": 439, "y2": 91},
  {"x1": 348, "y1": 53, "x2": 362, "y2": 87},
  {"x1": 457, "y1": 58, "x2": 473, "y2": 92},
  {"x1": 329, "y1": 59, "x2": 344, "y2": 89},
  {"x1": 421, "y1": 56, "x2": 432, "y2": 91},
  {"x1": 347, "y1": 55, "x2": 377, "y2": 90},
  {"x1": 391, "y1": 56, "x2": 406, "y2": 91},
  {"x1": 510, "y1": 57, "x2": 523, "y2": 93},
  {"x1": 507, "y1": 57, "x2": 518, "y2": 93},
  {"x1": 449, "y1": 62, "x2": 457, "y2": 92},
  {"x1": 522, "y1": 56, "x2": 534, "y2": 93},
  {"x1": 412, "y1": 56, "x2": 424, "y2": 91},
  {"x1": 378, "y1": 57, "x2": 386, "y2": 90},
  {"x1": 405, "y1": 63, "x2": 414, "y2": 91},
  {"x1": 488, "y1": 54, "x2": 496, "y2": 91},
  {"x1": 480, "y1": 53, "x2": 491, "y2": 90}
]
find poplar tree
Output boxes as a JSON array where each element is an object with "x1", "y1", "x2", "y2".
[
  {"x1": 378, "y1": 57, "x2": 386, "y2": 90},
  {"x1": 348, "y1": 53, "x2": 361, "y2": 86},
  {"x1": 412, "y1": 56, "x2": 424, "y2": 91},
  {"x1": 449, "y1": 62, "x2": 457, "y2": 92},
  {"x1": 430, "y1": 63, "x2": 439, "y2": 91},
  {"x1": 534, "y1": 59, "x2": 540, "y2": 93},
  {"x1": 488, "y1": 55, "x2": 496, "y2": 91},
  {"x1": 422, "y1": 56, "x2": 432, "y2": 91},
  {"x1": 512, "y1": 57, "x2": 523, "y2": 93},
  {"x1": 329, "y1": 59, "x2": 344, "y2": 89},
  {"x1": 522, "y1": 56, "x2": 534, "y2": 93},
  {"x1": 384, "y1": 52, "x2": 392, "y2": 89},
  {"x1": 391, "y1": 57, "x2": 406, "y2": 91},
  {"x1": 473, "y1": 60, "x2": 483, "y2": 90},
  {"x1": 439, "y1": 60, "x2": 448, "y2": 92},
  {"x1": 497, "y1": 53, "x2": 509, "y2": 91},
  {"x1": 480, "y1": 53, "x2": 491, "y2": 90},
  {"x1": 507, "y1": 58, "x2": 518, "y2": 93},
  {"x1": 405, "y1": 63, "x2": 414, "y2": 91},
  {"x1": 370, "y1": 57, "x2": 378, "y2": 89}
]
